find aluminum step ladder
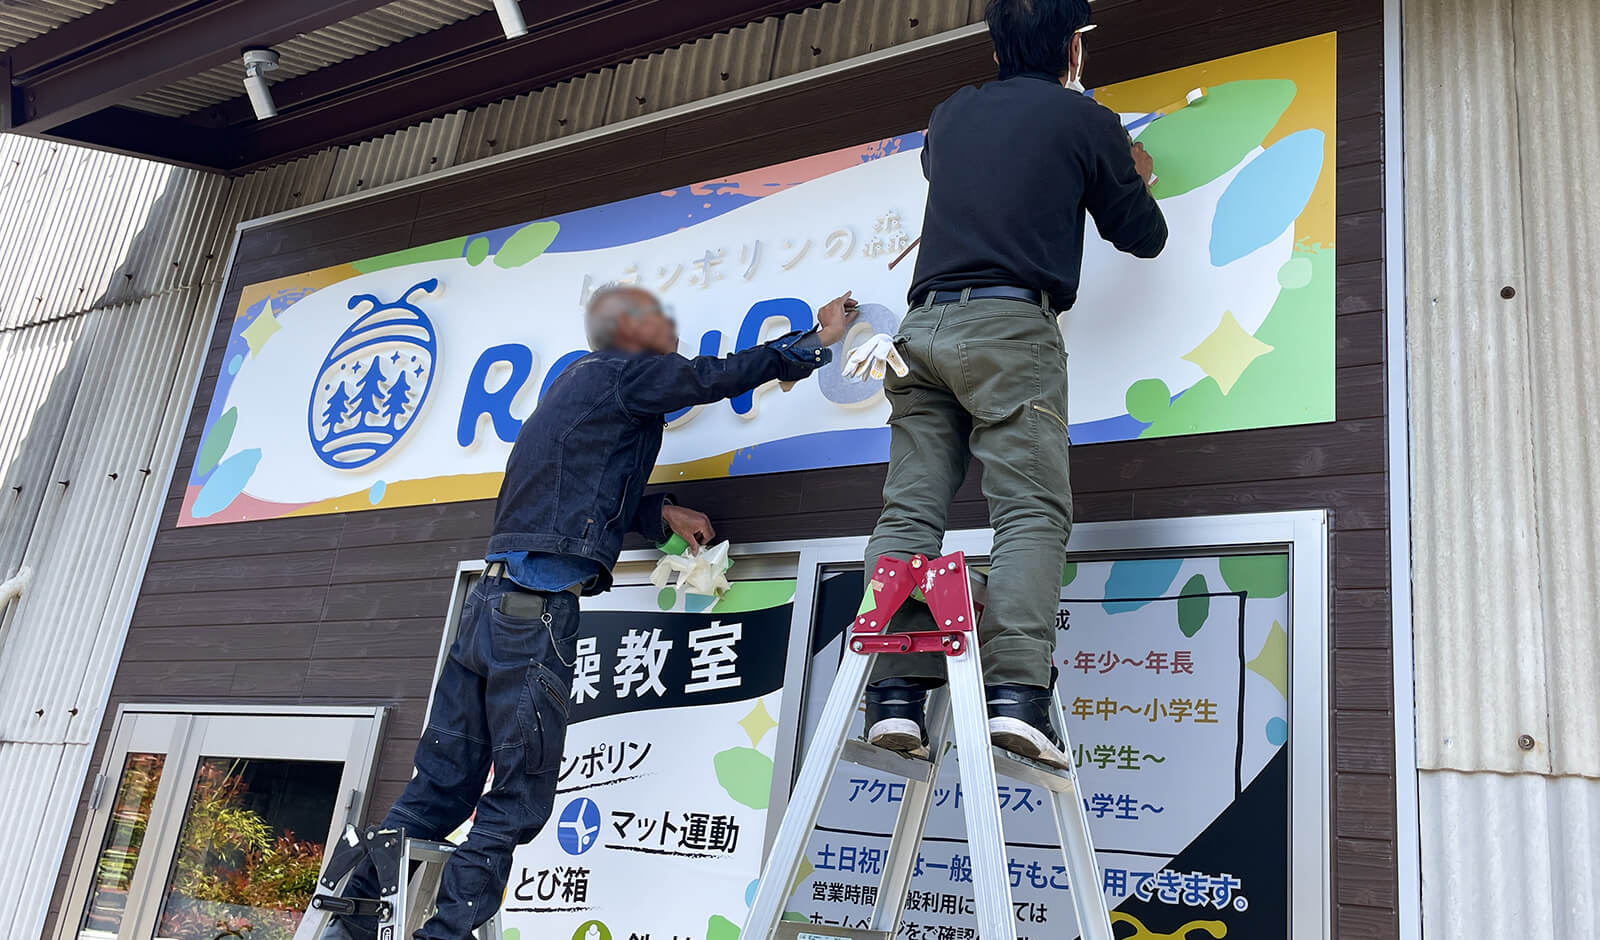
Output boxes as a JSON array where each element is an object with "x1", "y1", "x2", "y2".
[
  {"x1": 291, "y1": 824, "x2": 502, "y2": 940},
  {"x1": 743, "y1": 551, "x2": 1114, "y2": 940}
]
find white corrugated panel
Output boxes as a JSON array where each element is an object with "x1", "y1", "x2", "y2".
[
  {"x1": 1405, "y1": 0, "x2": 1549, "y2": 775},
  {"x1": 326, "y1": 110, "x2": 467, "y2": 199},
  {"x1": 1421, "y1": 771, "x2": 1600, "y2": 937},
  {"x1": 0, "y1": 0, "x2": 111, "y2": 52},
  {"x1": 1512, "y1": 0, "x2": 1600, "y2": 777},
  {"x1": 0, "y1": 136, "x2": 227, "y2": 330},
  {"x1": 455, "y1": 69, "x2": 616, "y2": 163},
  {"x1": 0, "y1": 287, "x2": 214, "y2": 940},
  {"x1": 771, "y1": 0, "x2": 978, "y2": 77},
  {"x1": 0, "y1": 290, "x2": 210, "y2": 748},
  {"x1": 0, "y1": 740, "x2": 79, "y2": 940},
  {"x1": 128, "y1": 0, "x2": 495, "y2": 117},
  {"x1": 0, "y1": 315, "x2": 90, "y2": 583},
  {"x1": 607, "y1": 19, "x2": 780, "y2": 123}
]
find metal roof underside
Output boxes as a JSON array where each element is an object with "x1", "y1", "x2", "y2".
[{"x1": 1, "y1": 0, "x2": 839, "y2": 173}]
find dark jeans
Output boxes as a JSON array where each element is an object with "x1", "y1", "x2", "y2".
[{"x1": 338, "y1": 573, "x2": 578, "y2": 940}]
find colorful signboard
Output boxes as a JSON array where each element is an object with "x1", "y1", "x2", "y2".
[
  {"x1": 185, "y1": 34, "x2": 1336, "y2": 527},
  {"x1": 794, "y1": 553, "x2": 1293, "y2": 939}
]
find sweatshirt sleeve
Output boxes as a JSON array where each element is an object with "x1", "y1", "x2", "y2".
[{"x1": 1082, "y1": 107, "x2": 1168, "y2": 259}]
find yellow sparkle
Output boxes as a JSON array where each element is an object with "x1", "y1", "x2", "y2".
[
  {"x1": 1247, "y1": 621, "x2": 1289, "y2": 699},
  {"x1": 1182, "y1": 311, "x2": 1273, "y2": 395},
  {"x1": 739, "y1": 698, "x2": 779, "y2": 747},
  {"x1": 239, "y1": 309, "x2": 283, "y2": 357}
]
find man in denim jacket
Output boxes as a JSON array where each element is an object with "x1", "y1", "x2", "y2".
[{"x1": 331, "y1": 285, "x2": 857, "y2": 940}]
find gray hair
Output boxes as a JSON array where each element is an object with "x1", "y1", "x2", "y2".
[{"x1": 584, "y1": 283, "x2": 655, "y2": 351}]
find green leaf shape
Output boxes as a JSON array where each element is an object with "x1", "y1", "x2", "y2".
[
  {"x1": 1141, "y1": 80, "x2": 1298, "y2": 199},
  {"x1": 493, "y1": 221, "x2": 561, "y2": 268},
  {"x1": 713, "y1": 746, "x2": 773, "y2": 809},
  {"x1": 1137, "y1": 248, "x2": 1334, "y2": 438},
  {"x1": 1061, "y1": 562, "x2": 1078, "y2": 587},
  {"x1": 1219, "y1": 554, "x2": 1289, "y2": 598},
  {"x1": 1177, "y1": 573, "x2": 1211, "y2": 637},
  {"x1": 465, "y1": 236, "x2": 491, "y2": 266},
  {"x1": 195, "y1": 407, "x2": 237, "y2": 477},
  {"x1": 1126, "y1": 378, "x2": 1172, "y2": 424},
  {"x1": 707, "y1": 915, "x2": 740, "y2": 940},
  {"x1": 351, "y1": 237, "x2": 467, "y2": 274},
  {"x1": 713, "y1": 579, "x2": 795, "y2": 614}
]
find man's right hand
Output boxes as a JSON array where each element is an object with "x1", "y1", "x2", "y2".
[
  {"x1": 1131, "y1": 142, "x2": 1156, "y2": 187},
  {"x1": 816, "y1": 291, "x2": 860, "y2": 346}
]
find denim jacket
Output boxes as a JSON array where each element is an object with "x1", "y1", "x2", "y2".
[{"x1": 485, "y1": 332, "x2": 829, "y2": 594}]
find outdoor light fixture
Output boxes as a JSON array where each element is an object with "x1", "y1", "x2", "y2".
[
  {"x1": 242, "y1": 48, "x2": 281, "y2": 120},
  {"x1": 493, "y1": 0, "x2": 528, "y2": 38}
]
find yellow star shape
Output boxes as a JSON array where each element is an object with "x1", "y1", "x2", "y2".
[
  {"x1": 239, "y1": 308, "x2": 282, "y2": 357},
  {"x1": 739, "y1": 699, "x2": 779, "y2": 747},
  {"x1": 1182, "y1": 311, "x2": 1273, "y2": 395}
]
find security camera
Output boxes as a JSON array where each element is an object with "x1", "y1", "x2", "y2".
[
  {"x1": 494, "y1": 0, "x2": 528, "y2": 38},
  {"x1": 242, "y1": 48, "x2": 280, "y2": 120}
]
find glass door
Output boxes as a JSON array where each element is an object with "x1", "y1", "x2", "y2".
[{"x1": 59, "y1": 708, "x2": 384, "y2": 940}]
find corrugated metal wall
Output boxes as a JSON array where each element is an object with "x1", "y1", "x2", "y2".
[
  {"x1": 1, "y1": 2, "x2": 984, "y2": 936},
  {"x1": 0, "y1": 135, "x2": 335, "y2": 939},
  {"x1": 1407, "y1": 0, "x2": 1600, "y2": 933}
]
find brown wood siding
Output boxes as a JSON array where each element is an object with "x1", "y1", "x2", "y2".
[{"x1": 48, "y1": 3, "x2": 1398, "y2": 937}]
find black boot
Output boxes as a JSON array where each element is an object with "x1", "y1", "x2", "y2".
[
  {"x1": 986, "y1": 682, "x2": 1071, "y2": 769},
  {"x1": 864, "y1": 678, "x2": 943, "y2": 758}
]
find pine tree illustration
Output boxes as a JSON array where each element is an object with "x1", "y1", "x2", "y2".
[
  {"x1": 320, "y1": 380, "x2": 353, "y2": 437},
  {"x1": 383, "y1": 367, "x2": 414, "y2": 428},
  {"x1": 349, "y1": 355, "x2": 388, "y2": 425}
]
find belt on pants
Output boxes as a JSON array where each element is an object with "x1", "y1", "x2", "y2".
[
  {"x1": 923, "y1": 286, "x2": 1046, "y2": 308},
  {"x1": 482, "y1": 561, "x2": 583, "y2": 596}
]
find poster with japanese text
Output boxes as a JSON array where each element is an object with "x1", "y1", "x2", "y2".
[
  {"x1": 790, "y1": 554, "x2": 1293, "y2": 940},
  {"x1": 182, "y1": 34, "x2": 1337, "y2": 527},
  {"x1": 495, "y1": 577, "x2": 796, "y2": 940}
]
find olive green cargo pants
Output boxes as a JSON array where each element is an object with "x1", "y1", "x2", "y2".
[{"x1": 864, "y1": 292, "x2": 1072, "y2": 689}]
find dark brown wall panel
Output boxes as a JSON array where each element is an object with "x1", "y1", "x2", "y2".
[{"x1": 51, "y1": 3, "x2": 1399, "y2": 936}]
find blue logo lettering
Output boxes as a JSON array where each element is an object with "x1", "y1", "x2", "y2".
[{"x1": 307, "y1": 279, "x2": 439, "y2": 470}]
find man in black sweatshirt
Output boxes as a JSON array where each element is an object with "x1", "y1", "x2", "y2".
[{"x1": 862, "y1": 0, "x2": 1167, "y2": 769}]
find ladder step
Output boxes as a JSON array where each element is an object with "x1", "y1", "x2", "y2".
[
  {"x1": 775, "y1": 923, "x2": 891, "y2": 940},
  {"x1": 840, "y1": 738, "x2": 936, "y2": 783},
  {"x1": 406, "y1": 839, "x2": 456, "y2": 863},
  {"x1": 989, "y1": 745, "x2": 1080, "y2": 795}
]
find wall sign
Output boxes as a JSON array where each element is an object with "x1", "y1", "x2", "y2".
[
  {"x1": 184, "y1": 34, "x2": 1336, "y2": 527},
  {"x1": 492, "y1": 579, "x2": 798, "y2": 940},
  {"x1": 797, "y1": 554, "x2": 1293, "y2": 939}
]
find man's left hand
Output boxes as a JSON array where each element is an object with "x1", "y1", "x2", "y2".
[{"x1": 662, "y1": 504, "x2": 716, "y2": 550}]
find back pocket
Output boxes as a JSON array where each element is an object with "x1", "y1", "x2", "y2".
[{"x1": 957, "y1": 340, "x2": 1042, "y2": 421}]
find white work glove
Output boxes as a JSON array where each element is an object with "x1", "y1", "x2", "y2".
[
  {"x1": 650, "y1": 540, "x2": 733, "y2": 597},
  {"x1": 842, "y1": 333, "x2": 908, "y2": 383}
]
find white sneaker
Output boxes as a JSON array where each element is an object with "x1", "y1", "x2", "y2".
[
  {"x1": 868, "y1": 717, "x2": 930, "y2": 759},
  {"x1": 989, "y1": 716, "x2": 1072, "y2": 770}
]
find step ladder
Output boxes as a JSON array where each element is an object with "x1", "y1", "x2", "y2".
[
  {"x1": 743, "y1": 552, "x2": 1114, "y2": 940},
  {"x1": 291, "y1": 824, "x2": 502, "y2": 940}
]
